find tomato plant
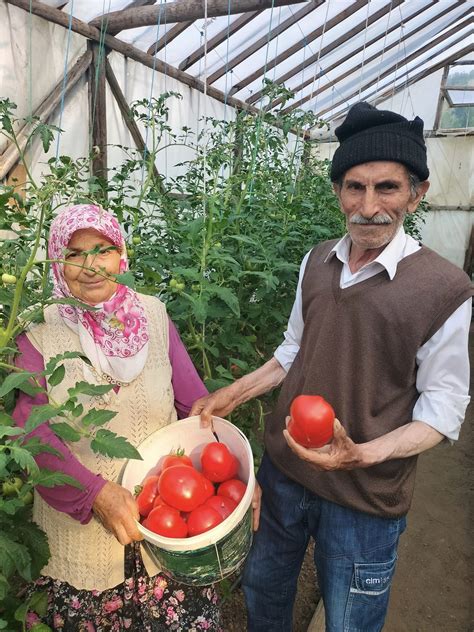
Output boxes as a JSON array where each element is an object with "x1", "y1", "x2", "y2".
[
  {"x1": 217, "y1": 479, "x2": 246, "y2": 505},
  {"x1": 143, "y1": 506, "x2": 188, "y2": 538},
  {"x1": 201, "y1": 442, "x2": 238, "y2": 483},
  {"x1": 136, "y1": 476, "x2": 160, "y2": 517},
  {"x1": 288, "y1": 395, "x2": 335, "y2": 448},
  {"x1": 187, "y1": 505, "x2": 223, "y2": 537},
  {"x1": 205, "y1": 495, "x2": 237, "y2": 520},
  {"x1": 158, "y1": 465, "x2": 209, "y2": 512}
]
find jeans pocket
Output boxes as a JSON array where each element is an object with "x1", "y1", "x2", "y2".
[{"x1": 344, "y1": 557, "x2": 397, "y2": 632}]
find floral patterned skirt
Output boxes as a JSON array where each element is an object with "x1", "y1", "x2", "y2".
[{"x1": 26, "y1": 542, "x2": 223, "y2": 631}]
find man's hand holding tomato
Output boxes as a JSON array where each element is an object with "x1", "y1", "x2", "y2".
[{"x1": 284, "y1": 417, "x2": 363, "y2": 471}]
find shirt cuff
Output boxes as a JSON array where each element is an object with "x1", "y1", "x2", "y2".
[
  {"x1": 412, "y1": 392, "x2": 471, "y2": 442},
  {"x1": 273, "y1": 346, "x2": 296, "y2": 373}
]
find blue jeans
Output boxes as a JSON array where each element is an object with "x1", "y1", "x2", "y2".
[{"x1": 242, "y1": 453, "x2": 407, "y2": 632}]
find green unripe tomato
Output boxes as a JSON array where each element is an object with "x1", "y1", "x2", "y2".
[
  {"x1": 169, "y1": 278, "x2": 178, "y2": 288},
  {"x1": 20, "y1": 490, "x2": 34, "y2": 505},
  {"x1": 214, "y1": 242, "x2": 222, "y2": 249},
  {"x1": 1, "y1": 273, "x2": 17, "y2": 285},
  {"x1": 191, "y1": 284, "x2": 200, "y2": 292},
  {"x1": 176, "y1": 282, "x2": 185, "y2": 291},
  {"x1": 132, "y1": 236, "x2": 141, "y2": 245},
  {"x1": 126, "y1": 248, "x2": 135, "y2": 257},
  {"x1": 2, "y1": 476, "x2": 23, "y2": 497}
]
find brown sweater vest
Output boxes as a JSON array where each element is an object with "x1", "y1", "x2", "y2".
[{"x1": 265, "y1": 241, "x2": 473, "y2": 518}]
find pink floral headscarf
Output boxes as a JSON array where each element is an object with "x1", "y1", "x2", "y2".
[{"x1": 48, "y1": 204, "x2": 149, "y2": 383}]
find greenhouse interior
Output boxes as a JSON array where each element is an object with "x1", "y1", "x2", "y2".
[{"x1": 0, "y1": 0, "x2": 473, "y2": 630}]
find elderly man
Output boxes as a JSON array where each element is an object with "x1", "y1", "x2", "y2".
[{"x1": 191, "y1": 102, "x2": 472, "y2": 631}]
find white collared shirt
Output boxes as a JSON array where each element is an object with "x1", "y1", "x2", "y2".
[{"x1": 274, "y1": 228, "x2": 471, "y2": 441}]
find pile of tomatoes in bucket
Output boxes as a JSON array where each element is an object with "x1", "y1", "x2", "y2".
[{"x1": 135, "y1": 441, "x2": 246, "y2": 539}]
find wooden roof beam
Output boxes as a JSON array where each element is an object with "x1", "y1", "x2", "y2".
[
  {"x1": 232, "y1": 0, "x2": 368, "y2": 99},
  {"x1": 5, "y1": 0, "x2": 310, "y2": 138},
  {"x1": 206, "y1": 0, "x2": 323, "y2": 85},
  {"x1": 101, "y1": 0, "x2": 157, "y2": 36},
  {"x1": 89, "y1": 0, "x2": 305, "y2": 32},
  {"x1": 147, "y1": 22, "x2": 194, "y2": 56},
  {"x1": 261, "y1": 0, "x2": 417, "y2": 109},
  {"x1": 279, "y1": 0, "x2": 466, "y2": 114},
  {"x1": 315, "y1": 25, "x2": 472, "y2": 120},
  {"x1": 179, "y1": 10, "x2": 261, "y2": 71}
]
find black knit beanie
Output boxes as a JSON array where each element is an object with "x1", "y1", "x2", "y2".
[{"x1": 330, "y1": 102, "x2": 429, "y2": 182}]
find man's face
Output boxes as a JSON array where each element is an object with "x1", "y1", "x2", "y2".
[{"x1": 333, "y1": 162, "x2": 429, "y2": 252}]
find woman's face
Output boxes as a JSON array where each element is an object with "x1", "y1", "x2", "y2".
[{"x1": 63, "y1": 229, "x2": 122, "y2": 305}]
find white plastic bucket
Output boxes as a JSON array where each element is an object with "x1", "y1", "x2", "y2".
[{"x1": 120, "y1": 415, "x2": 255, "y2": 585}]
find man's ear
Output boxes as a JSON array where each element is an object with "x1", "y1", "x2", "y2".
[
  {"x1": 407, "y1": 180, "x2": 430, "y2": 213},
  {"x1": 332, "y1": 182, "x2": 341, "y2": 197}
]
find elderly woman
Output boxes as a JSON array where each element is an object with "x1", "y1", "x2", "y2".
[{"x1": 13, "y1": 204, "x2": 222, "y2": 630}]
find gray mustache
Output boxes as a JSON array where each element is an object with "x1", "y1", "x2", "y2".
[{"x1": 349, "y1": 214, "x2": 393, "y2": 225}]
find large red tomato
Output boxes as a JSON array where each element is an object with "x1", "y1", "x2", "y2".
[
  {"x1": 205, "y1": 495, "x2": 237, "y2": 520},
  {"x1": 136, "y1": 475, "x2": 160, "y2": 517},
  {"x1": 217, "y1": 479, "x2": 246, "y2": 505},
  {"x1": 143, "y1": 505, "x2": 188, "y2": 538},
  {"x1": 158, "y1": 465, "x2": 209, "y2": 512},
  {"x1": 200, "y1": 442, "x2": 238, "y2": 483},
  {"x1": 161, "y1": 449, "x2": 194, "y2": 470},
  {"x1": 201, "y1": 475, "x2": 216, "y2": 501},
  {"x1": 288, "y1": 395, "x2": 335, "y2": 448},
  {"x1": 152, "y1": 495, "x2": 173, "y2": 511},
  {"x1": 187, "y1": 505, "x2": 223, "y2": 537}
]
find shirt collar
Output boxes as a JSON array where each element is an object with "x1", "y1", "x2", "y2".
[{"x1": 324, "y1": 227, "x2": 409, "y2": 280}]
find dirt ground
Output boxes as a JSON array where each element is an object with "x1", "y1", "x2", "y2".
[{"x1": 221, "y1": 330, "x2": 474, "y2": 632}]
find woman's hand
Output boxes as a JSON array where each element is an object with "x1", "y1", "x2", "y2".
[{"x1": 92, "y1": 480, "x2": 143, "y2": 545}]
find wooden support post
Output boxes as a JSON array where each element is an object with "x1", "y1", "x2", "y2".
[
  {"x1": 0, "y1": 49, "x2": 92, "y2": 181},
  {"x1": 88, "y1": 42, "x2": 108, "y2": 188},
  {"x1": 433, "y1": 65, "x2": 450, "y2": 131}
]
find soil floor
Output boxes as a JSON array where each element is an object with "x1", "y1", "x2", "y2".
[{"x1": 221, "y1": 329, "x2": 474, "y2": 632}]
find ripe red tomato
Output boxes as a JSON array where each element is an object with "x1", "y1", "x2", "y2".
[
  {"x1": 162, "y1": 449, "x2": 194, "y2": 470},
  {"x1": 143, "y1": 505, "x2": 188, "y2": 538},
  {"x1": 200, "y1": 442, "x2": 239, "y2": 483},
  {"x1": 136, "y1": 475, "x2": 160, "y2": 517},
  {"x1": 152, "y1": 494, "x2": 173, "y2": 511},
  {"x1": 201, "y1": 475, "x2": 216, "y2": 500},
  {"x1": 205, "y1": 495, "x2": 237, "y2": 520},
  {"x1": 158, "y1": 465, "x2": 209, "y2": 512},
  {"x1": 217, "y1": 478, "x2": 246, "y2": 505},
  {"x1": 187, "y1": 505, "x2": 223, "y2": 537},
  {"x1": 288, "y1": 395, "x2": 335, "y2": 448}
]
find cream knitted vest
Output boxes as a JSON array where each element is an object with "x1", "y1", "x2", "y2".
[{"x1": 27, "y1": 294, "x2": 177, "y2": 590}]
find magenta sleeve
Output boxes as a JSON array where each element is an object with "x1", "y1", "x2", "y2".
[
  {"x1": 168, "y1": 318, "x2": 208, "y2": 418},
  {"x1": 13, "y1": 333, "x2": 106, "y2": 524}
]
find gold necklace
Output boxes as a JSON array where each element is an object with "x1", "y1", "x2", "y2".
[{"x1": 88, "y1": 364, "x2": 130, "y2": 387}]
